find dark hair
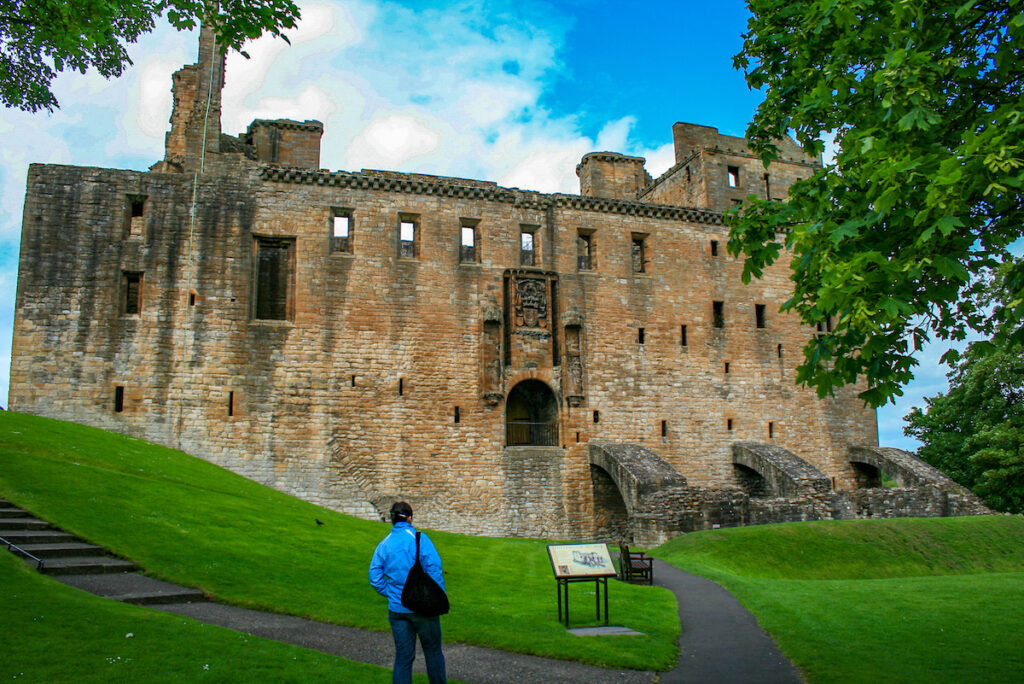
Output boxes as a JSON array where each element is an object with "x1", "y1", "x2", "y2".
[{"x1": 390, "y1": 501, "x2": 413, "y2": 524}]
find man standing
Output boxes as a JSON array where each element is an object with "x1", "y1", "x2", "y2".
[{"x1": 369, "y1": 501, "x2": 447, "y2": 684}]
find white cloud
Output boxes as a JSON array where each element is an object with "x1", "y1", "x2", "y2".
[{"x1": 348, "y1": 112, "x2": 442, "y2": 168}]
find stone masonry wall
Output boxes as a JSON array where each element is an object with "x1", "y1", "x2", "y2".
[{"x1": 11, "y1": 154, "x2": 877, "y2": 538}]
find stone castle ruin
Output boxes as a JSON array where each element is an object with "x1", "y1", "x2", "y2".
[{"x1": 10, "y1": 30, "x2": 988, "y2": 543}]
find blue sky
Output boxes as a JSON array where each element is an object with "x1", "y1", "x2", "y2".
[{"x1": 0, "y1": 0, "x2": 951, "y2": 448}]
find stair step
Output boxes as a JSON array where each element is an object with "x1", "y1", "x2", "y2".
[
  {"x1": 0, "y1": 518, "x2": 49, "y2": 531},
  {"x1": 56, "y1": 573, "x2": 205, "y2": 605},
  {"x1": 40, "y1": 556, "x2": 137, "y2": 576},
  {"x1": 0, "y1": 508, "x2": 28, "y2": 519},
  {"x1": 18, "y1": 542, "x2": 104, "y2": 558},
  {"x1": 1, "y1": 530, "x2": 76, "y2": 545}
]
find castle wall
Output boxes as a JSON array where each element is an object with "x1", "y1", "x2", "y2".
[{"x1": 11, "y1": 156, "x2": 877, "y2": 538}]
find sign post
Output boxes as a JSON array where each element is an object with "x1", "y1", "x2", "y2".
[{"x1": 546, "y1": 543, "x2": 617, "y2": 628}]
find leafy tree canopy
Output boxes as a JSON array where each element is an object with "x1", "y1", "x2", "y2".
[
  {"x1": 904, "y1": 268, "x2": 1024, "y2": 513},
  {"x1": 728, "y1": 0, "x2": 1024, "y2": 407},
  {"x1": 0, "y1": 0, "x2": 300, "y2": 113}
]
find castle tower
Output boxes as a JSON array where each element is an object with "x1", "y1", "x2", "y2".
[{"x1": 155, "y1": 26, "x2": 225, "y2": 172}]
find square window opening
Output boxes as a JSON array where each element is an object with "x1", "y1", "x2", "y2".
[{"x1": 727, "y1": 166, "x2": 740, "y2": 188}]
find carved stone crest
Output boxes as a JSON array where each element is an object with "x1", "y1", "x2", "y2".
[{"x1": 515, "y1": 278, "x2": 548, "y2": 328}]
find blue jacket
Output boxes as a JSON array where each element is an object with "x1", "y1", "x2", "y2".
[{"x1": 369, "y1": 522, "x2": 445, "y2": 613}]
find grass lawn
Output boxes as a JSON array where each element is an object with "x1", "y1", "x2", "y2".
[
  {"x1": 0, "y1": 550, "x2": 405, "y2": 682},
  {"x1": 0, "y1": 412, "x2": 678, "y2": 672},
  {"x1": 651, "y1": 516, "x2": 1024, "y2": 684}
]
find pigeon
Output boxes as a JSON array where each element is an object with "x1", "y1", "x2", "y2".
[{"x1": 315, "y1": 518, "x2": 324, "y2": 526}]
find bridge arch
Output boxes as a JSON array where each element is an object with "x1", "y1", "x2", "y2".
[
  {"x1": 732, "y1": 443, "x2": 830, "y2": 497},
  {"x1": 847, "y1": 446, "x2": 960, "y2": 489},
  {"x1": 587, "y1": 442, "x2": 687, "y2": 522}
]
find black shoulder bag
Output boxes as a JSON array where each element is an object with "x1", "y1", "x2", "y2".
[{"x1": 400, "y1": 531, "x2": 450, "y2": 616}]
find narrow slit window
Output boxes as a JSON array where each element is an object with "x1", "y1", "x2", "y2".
[
  {"x1": 710, "y1": 240, "x2": 719, "y2": 257},
  {"x1": 593, "y1": 410, "x2": 600, "y2": 424},
  {"x1": 189, "y1": 291, "x2": 196, "y2": 307},
  {"x1": 454, "y1": 406, "x2": 460, "y2": 424},
  {"x1": 351, "y1": 375, "x2": 356, "y2": 387},
  {"x1": 727, "y1": 166, "x2": 740, "y2": 188},
  {"x1": 755, "y1": 304, "x2": 766, "y2": 329},
  {"x1": 661, "y1": 420, "x2": 667, "y2": 437},
  {"x1": 727, "y1": 418, "x2": 734, "y2": 431},
  {"x1": 122, "y1": 271, "x2": 143, "y2": 315},
  {"x1": 768, "y1": 421, "x2": 775, "y2": 439},
  {"x1": 228, "y1": 391, "x2": 234, "y2": 417},
  {"x1": 724, "y1": 362, "x2": 730, "y2": 374},
  {"x1": 713, "y1": 301, "x2": 725, "y2": 328},
  {"x1": 399, "y1": 378, "x2": 404, "y2": 396},
  {"x1": 777, "y1": 343, "x2": 783, "y2": 359},
  {"x1": 763, "y1": 173, "x2": 771, "y2": 199},
  {"x1": 638, "y1": 327, "x2": 645, "y2": 344},
  {"x1": 114, "y1": 386, "x2": 125, "y2": 413},
  {"x1": 681, "y1": 325, "x2": 688, "y2": 347}
]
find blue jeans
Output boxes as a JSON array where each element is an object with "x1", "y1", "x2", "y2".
[{"x1": 388, "y1": 610, "x2": 446, "y2": 684}]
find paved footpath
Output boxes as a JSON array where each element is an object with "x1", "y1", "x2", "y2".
[
  {"x1": 57, "y1": 560, "x2": 801, "y2": 683},
  {"x1": 145, "y1": 558, "x2": 800, "y2": 684}
]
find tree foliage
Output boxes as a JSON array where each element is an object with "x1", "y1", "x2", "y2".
[
  {"x1": 0, "y1": 0, "x2": 300, "y2": 113},
  {"x1": 904, "y1": 336, "x2": 1024, "y2": 514},
  {"x1": 727, "y1": 0, "x2": 1024, "y2": 407}
]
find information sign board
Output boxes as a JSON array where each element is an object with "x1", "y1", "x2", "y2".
[{"x1": 547, "y1": 543, "x2": 617, "y2": 579}]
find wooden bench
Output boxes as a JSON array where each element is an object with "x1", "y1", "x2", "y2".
[{"x1": 618, "y1": 542, "x2": 654, "y2": 585}]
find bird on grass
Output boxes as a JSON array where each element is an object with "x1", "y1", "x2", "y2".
[{"x1": 315, "y1": 518, "x2": 324, "y2": 526}]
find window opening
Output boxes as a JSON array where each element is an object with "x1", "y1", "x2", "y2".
[
  {"x1": 399, "y1": 219, "x2": 417, "y2": 258},
  {"x1": 460, "y1": 225, "x2": 476, "y2": 263},
  {"x1": 593, "y1": 410, "x2": 600, "y2": 424},
  {"x1": 577, "y1": 232, "x2": 593, "y2": 270},
  {"x1": 727, "y1": 166, "x2": 740, "y2": 188},
  {"x1": 768, "y1": 421, "x2": 775, "y2": 439},
  {"x1": 454, "y1": 406, "x2": 460, "y2": 424},
  {"x1": 631, "y1": 235, "x2": 647, "y2": 273},
  {"x1": 711, "y1": 240, "x2": 719, "y2": 256},
  {"x1": 713, "y1": 301, "x2": 725, "y2": 328},
  {"x1": 575, "y1": 431, "x2": 580, "y2": 443},
  {"x1": 399, "y1": 378, "x2": 404, "y2": 396},
  {"x1": 122, "y1": 272, "x2": 143, "y2": 315},
  {"x1": 128, "y1": 196, "x2": 146, "y2": 236},
  {"x1": 685, "y1": 166, "x2": 691, "y2": 182},
  {"x1": 777, "y1": 343, "x2": 783, "y2": 358},
  {"x1": 661, "y1": 420, "x2": 667, "y2": 437},
  {"x1": 351, "y1": 375, "x2": 356, "y2": 387},
  {"x1": 815, "y1": 316, "x2": 834, "y2": 337},
  {"x1": 253, "y1": 237, "x2": 294, "y2": 320},
  {"x1": 727, "y1": 418, "x2": 734, "y2": 431},
  {"x1": 228, "y1": 391, "x2": 234, "y2": 417},
  {"x1": 638, "y1": 327, "x2": 645, "y2": 344},
  {"x1": 724, "y1": 362, "x2": 730, "y2": 374},
  {"x1": 331, "y1": 209, "x2": 352, "y2": 253},
  {"x1": 114, "y1": 386, "x2": 125, "y2": 413},
  {"x1": 755, "y1": 304, "x2": 766, "y2": 328},
  {"x1": 681, "y1": 325, "x2": 688, "y2": 347},
  {"x1": 763, "y1": 173, "x2": 771, "y2": 198},
  {"x1": 189, "y1": 291, "x2": 196, "y2": 307},
  {"x1": 520, "y1": 228, "x2": 535, "y2": 266}
]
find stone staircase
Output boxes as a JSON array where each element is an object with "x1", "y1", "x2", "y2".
[{"x1": 1, "y1": 498, "x2": 204, "y2": 605}]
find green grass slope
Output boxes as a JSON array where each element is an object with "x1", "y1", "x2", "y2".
[
  {"x1": 0, "y1": 552, "x2": 400, "y2": 682},
  {"x1": 0, "y1": 412, "x2": 678, "y2": 671},
  {"x1": 653, "y1": 517, "x2": 1024, "y2": 684}
]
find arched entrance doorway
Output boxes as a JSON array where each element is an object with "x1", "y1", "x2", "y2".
[{"x1": 505, "y1": 379, "x2": 559, "y2": 446}]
